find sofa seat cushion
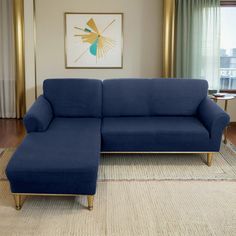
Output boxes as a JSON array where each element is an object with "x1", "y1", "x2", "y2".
[
  {"x1": 102, "y1": 117, "x2": 210, "y2": 152},
  {"x1": 6, "y1": 118, "x2": 101, "y2": 195}
]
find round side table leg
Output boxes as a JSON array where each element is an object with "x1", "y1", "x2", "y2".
[
  {"x1": 224, "y1": 100, "x2": 228, "y2": 145},
  {"x1": 224, "y1": 100, "x2": 228, "y2": 111},
  {"x1": 224, "y1": 127, "x2": 228, "y2": 144}
]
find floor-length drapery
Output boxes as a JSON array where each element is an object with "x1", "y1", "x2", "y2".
[
  {"x1": 175, "y1": 0, "x2": 220, "y2": 90},
  {"x1": 163, "y1": 0, "x2": 176, "y2": 78},
  {"x1": 0, "y1": 0, "x2": 16, "y2": 118},
  {"x1": 13, "y1": 0, "x2": 26, "y2": 118}
]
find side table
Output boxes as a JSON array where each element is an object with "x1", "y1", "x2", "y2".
[{"x1": 210, "y1": 95, "x2": 235, "y2": 144}]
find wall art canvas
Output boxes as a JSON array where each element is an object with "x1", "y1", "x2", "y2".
[{"x1": 65, "y1": 13, "x2": 123, "y2": 68}]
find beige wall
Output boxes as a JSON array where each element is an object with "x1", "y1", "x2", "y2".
[
  {"x1": 24, "y1": 0, "x2": 36, "y2": 109},
  {"x1": 24, "y1": 0, "x2": 236, "y2": 121},
  {"x1": 34, "y1": 0, "x2": 163, "y2": 95}
]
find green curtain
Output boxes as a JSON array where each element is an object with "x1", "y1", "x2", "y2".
[{"x1": 175, "y1": 0, "x2": 220, "y2": 90}]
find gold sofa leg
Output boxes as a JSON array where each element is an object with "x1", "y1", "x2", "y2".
[
  {"x1": 14, "y1": 194, "x2": 22, "y2": 210},
  {"x1": 87, "y1": 195, "x2": 94, "y2": 211},
  {"x1": 207, "y1": 153, "x2": 213, "y2": 167}
]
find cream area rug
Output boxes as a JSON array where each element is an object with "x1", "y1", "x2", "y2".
[
  {"x1": 0, "y1": 145, "x2": 236, "y2": 236},
  {"x1": 99, "y1": 144, "x2": 236, "y2": 180},
  {"x1": 1, "y1": 181, "x2": 236, "y2": 236}
]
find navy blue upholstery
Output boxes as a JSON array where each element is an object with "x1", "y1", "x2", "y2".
[
  {"x1": 6, "y1": 118, "x2": 101, "y2": 194},
  {"x1": 102, "y1": 117, "x2": 211, "y2": 152},
  {"x1": 198, "y1": 97, "x2": 230, "y2": 150},
  {"x1": 6, "y1": 78, "x2": 230, "y2": 199},
  {"x1": 44, "y1": 79, "x2": 102, "y2": 117},
  {"x1": 23, "y1": 95, "x2": 53, "y2": 133},
  {"x1": 103, "y1": 78, "x2": 208, "y2": 116},
  {"x1": 7, "y1": 79, "x2": 102, "y2": 196}
]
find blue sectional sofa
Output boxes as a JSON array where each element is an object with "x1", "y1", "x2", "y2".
[{"x1": 6, "y1": 78, "x2": 230, "y2": 210}]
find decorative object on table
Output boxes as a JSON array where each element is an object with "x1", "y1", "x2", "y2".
[
  {"x1": 213, "y1": 93, "x2": 225, "y2": 98},
  {"x1": 64, "y1": 13, "x2": 123, "y2": 68},
  {"x1": 208, "y1": 89, "x2": 218, "y2": 95}
]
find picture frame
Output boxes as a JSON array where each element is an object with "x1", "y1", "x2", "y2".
[{"x1": 64, "y1": 12, "x2": 123, "y2": 69}]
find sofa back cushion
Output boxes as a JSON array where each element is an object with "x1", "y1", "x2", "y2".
[
  {"x1": 103, "y1": 78, "x2": 208, "y2": 116},
  {"x1": 43, "y1": 79, "x2": 102, "y2": 117}
]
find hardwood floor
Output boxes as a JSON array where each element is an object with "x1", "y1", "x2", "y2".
[
  {"x1": 0, "y1": 119, "x2": 236, "y2": 148},
  {"x1": 0, "y1": 119, "x2": 25, "y2": 148},
  {"x1": 227, "y1": 123, "x2": 236, "y2": 147}
]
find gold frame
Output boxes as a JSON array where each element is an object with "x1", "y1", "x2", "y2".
[
  {"x1": 64, "y1": 12, "x2": 124, "y2": 69},
  {"x1": 13, "y1": 193, "x2": 94, "y2": 211},
  {"x1": 102, "y1": 152, "x2": 214, "y2": 166},
  {"x1": 10, "y1": 152, "x2": 214, "y2": 210},
  {"x1": 101, "y1": 151, "x2": 215, "y2": 154}
]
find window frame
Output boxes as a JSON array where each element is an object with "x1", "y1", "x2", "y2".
[
  {"x1": 221, "y1": 1, "x2": 236, "y2": 7},
  {"x1": 220, "y1": 1, "x2": 236, "y2": 92}
]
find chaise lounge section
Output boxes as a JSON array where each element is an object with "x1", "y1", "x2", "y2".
[
  {"x1": 6, "y1": 79, "x2": 102, "y2": 210},
  {"x1": 6, "y1": 78, "x2": 230, "y2": 210}
]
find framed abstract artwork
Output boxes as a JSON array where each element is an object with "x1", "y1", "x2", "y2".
[{"x1": 64, "y1": 13, "x2": 123, "y2": 68}]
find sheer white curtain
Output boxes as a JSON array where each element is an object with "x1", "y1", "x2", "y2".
[
  {"x1": 0, "y1": 0, "x2": 16, "y2": 118},
  {"x1": 175, "y1": 0, "x2": 220, "y2": 90}
]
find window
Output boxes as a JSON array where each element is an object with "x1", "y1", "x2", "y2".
[{"x1": 220, "y1": 2, "x2": 236, "y2": 91}]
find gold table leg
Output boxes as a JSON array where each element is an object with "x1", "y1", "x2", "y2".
[
  {"x1": 224, "y1": 99, "x2": 228, "y2": 111},
  {"x1": 207, "y1": 153, "x2": 213, "y2": 167},
  {"x1": 14, "y1": 194, "x2": 22, "y2": 210},
  {"x1": 214, "y1": 98, "x2": 229, "y2": 145},
  {"x1": 87, "y1": 195, "x2": 94, "y2": 211},
  {"x1": 224, "y1": 100, "x2": 228, "y2": 144},
  {"x1": 224, "y1": 127, "x2": 228, "y2": 144}
]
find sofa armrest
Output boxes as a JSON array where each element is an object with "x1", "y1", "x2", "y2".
[
  {"x1": 197, "y1": 97, "x2": 230, "y2": 138},
  {"x1": 23, "y1": 95, "x2": 53, "y2": 133}
]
